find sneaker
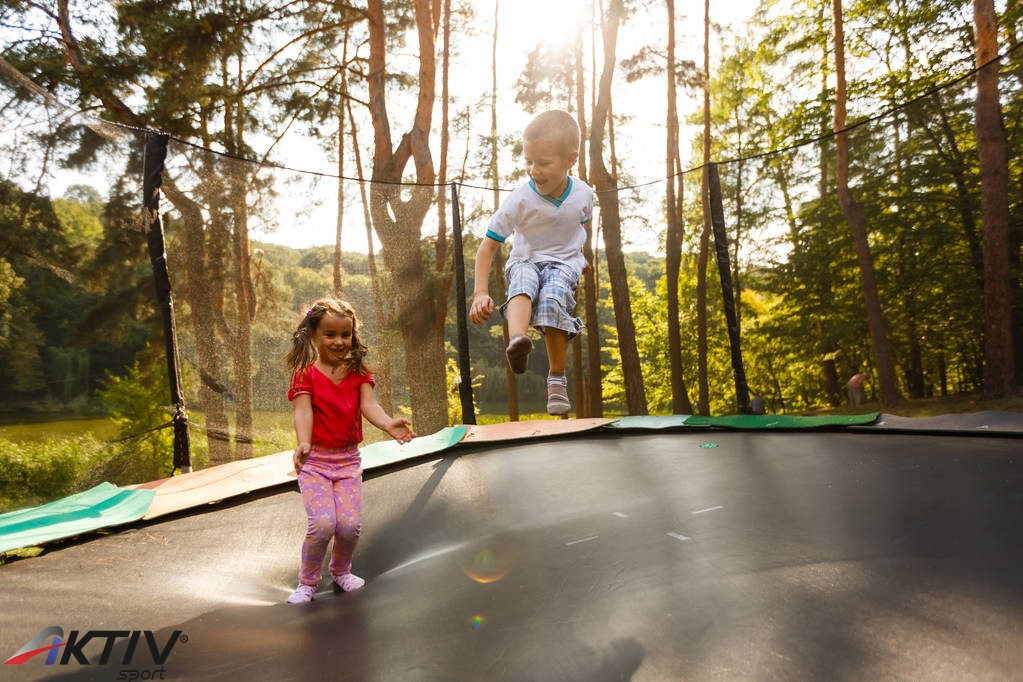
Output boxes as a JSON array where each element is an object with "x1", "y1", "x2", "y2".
[
  {"x1": 287, "y1": 584, "x2": 316, "y2": 604},
  {"x1": 333, "y1": 573, "x2": 366, "y2": 593},
  {"x1": 505, "y1": 334, "x2": 532, "y2": 374},
  {"x1": 547, "y1": 375, "x2": 570, "y2": 416}
]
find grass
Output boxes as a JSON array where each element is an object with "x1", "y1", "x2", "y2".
[{"x1": 0, "y1": 418, "x2": 119, "y2": 442}]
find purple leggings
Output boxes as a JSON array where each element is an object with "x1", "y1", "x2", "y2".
[{"x1": 296, "y1": 445, "x2": 362, "y2": 586}]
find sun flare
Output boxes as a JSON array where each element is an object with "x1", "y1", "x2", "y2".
[{"x1": 498, "y1": 0, "x2": 587, "y2": 54}]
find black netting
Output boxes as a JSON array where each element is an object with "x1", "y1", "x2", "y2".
[{"x1": 2, "y1": 33, "x2": 1020, "y2": 505}]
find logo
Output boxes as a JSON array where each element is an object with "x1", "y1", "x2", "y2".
[{"x1": 5, "y1": 626, "x2": 184, "y2": 675}]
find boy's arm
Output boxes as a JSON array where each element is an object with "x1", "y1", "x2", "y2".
[
  {"x1": 359, "y1": 382, "x2": 415, "y2": 443},
  {"x1": 470, "y1": 236, "x2": 500, "y2": 323}
]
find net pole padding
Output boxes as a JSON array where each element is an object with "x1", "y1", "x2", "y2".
[
  {"x1": 450, "y1": 183, "x2": 477, "y2": 425},
  {"x1": 143, "y1": 133, "x2": 192, "y2": 472},
  {"x1": 707, "y1": 163, "x2": 752, "y2": 414}
]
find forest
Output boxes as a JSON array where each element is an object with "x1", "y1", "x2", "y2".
[{"x1": 0, "y1": 0, "x2": 1020, "y2": 503}]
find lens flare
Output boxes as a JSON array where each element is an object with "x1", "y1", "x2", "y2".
[
  {"x1": 457, "y1": 533, "x2": 518, "y2": 584},
  {"x1": 470, "y1": 614, "x2": 486, "y2": 632}
]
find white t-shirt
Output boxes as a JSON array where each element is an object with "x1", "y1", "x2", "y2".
[{"x1": 485, "y1": 177, "x2": 594, "y2": 275}]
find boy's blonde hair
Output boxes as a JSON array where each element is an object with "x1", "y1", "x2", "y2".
[{"x1": 523, "y1": 110, "x2": 580, "y2": 156}]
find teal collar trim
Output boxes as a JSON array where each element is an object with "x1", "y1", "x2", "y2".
[{"x1": 529, "y1": 177, "x2": 573, "y2": 207}]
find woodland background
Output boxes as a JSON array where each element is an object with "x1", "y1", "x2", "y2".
[{"x1": 0, "y1": 0, "x2": 1020, "y2": 509}]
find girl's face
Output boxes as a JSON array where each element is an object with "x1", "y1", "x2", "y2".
[
  {"x1": 523, "y1": 137, "x2": 577, "y2": 199},
  {"x1": 313, "y1": 312, "x2": 354, "y2": 367}
]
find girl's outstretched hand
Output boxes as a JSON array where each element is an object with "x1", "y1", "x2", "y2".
[
  {"x1": 293, "y1": 442, "x2": 311, "y2": 473},
  {"x1": 386, "y1": 418, "x2": 416, "y2": 444}
]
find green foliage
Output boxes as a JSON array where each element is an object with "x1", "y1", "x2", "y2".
[
  {"x1": 97, "y1": 346, "x2": 175, "y2": 483},
  {"x1": 0, "y1": 435, "x2": 109, "y2": 512},
  {"x1": 1, "y1": 0, "x2": 1020, "y2": 443},
  {"x1": 445, "y1": 355, "x2": 482, "y2": 425},
  {"x1": 0, "y1": 258, "x2": 22, "y2": 349}
]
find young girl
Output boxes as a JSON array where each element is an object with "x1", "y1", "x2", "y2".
[{"x1": 284, "y1": 298, "x2": 415, "y2": 604}]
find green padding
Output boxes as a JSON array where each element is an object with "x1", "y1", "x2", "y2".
[
  {"x1": 682, "y1": 413, "x2": 880, "y2": 429},
  {"x1": 0, "y1": 482, "x2": 155, "y2": 554},
  {"x1": 361, "y1": 425, "x2": 468, "y2": 469},
  {"x1": 605, "y1": 415, "x2": 692, "y2": 429}
]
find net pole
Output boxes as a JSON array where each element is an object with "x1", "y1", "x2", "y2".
[
  {"x1": 143, "y1": 133, "x2": 192, "y2": 472},
  {"x1": 450, "y1": 183, "x2": 477, "y2": 424},
  {"x1": 707, "y1": 162, "x2": 752, "y2": 414}
]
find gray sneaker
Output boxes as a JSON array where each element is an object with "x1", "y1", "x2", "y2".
[
  {"x1": 546, "y1": 375, "x2": 570, "y2": 415},
  {"x1": 505, "y1": 334, "x2": 533, "y2": 374}
]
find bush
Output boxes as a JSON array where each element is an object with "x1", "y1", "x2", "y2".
[
  {"x1": 0, "y1": 434, "x2": 108, "y2": 512},
  {"x1": 97, "y1": 347, "x2": 176, "y2": 480}
]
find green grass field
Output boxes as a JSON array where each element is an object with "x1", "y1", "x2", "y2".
[{"x1": 0, "y1": 418, "x2": 120, "y2": 442}]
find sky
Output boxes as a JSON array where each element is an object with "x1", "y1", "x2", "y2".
[
  {"x1": 250, "y1": 0, "x2": 763, "y2": 254},
  {"x1": 7, "y1": 0, "x2": 763, "y2": 255}
]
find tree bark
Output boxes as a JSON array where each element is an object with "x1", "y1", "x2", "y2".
[
  {"x1": 666, "y1": 0, "x2": 693, "y2": 414},
  {"x1": 589, "y1": 0, "x2": 647, "y2": 415},
  {"x1": 973, "y1": 0, "x2": 1017, "y2": 398},
  {"x1": 696, "y1": 0, "x2": 711, "y2": 415},
  {"x1": 347, "y1": 96, "x2": 393, "y2": 415},
  {"x1": 366, "y1": 0, "x2": 448, "y2": 434},
  {"x1": 832, "y1": 0, "x2": 900, "y2": 408},
  {"x1": 576, "y1": 13, "x2": 601, "y2": 417},
  {"x1": 490, "y1": 0, "x2": 519, "y2": 420}
]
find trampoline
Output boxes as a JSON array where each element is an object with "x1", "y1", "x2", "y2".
[{"x1": 1, "y1": 415, "x2": 1021, "y2": 681}]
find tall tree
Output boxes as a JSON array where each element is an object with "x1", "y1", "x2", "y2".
[
  {"x1": 575, "y1": 15, "x2": 602, "y2": 418},
  {"x1": 832, "y1": 0, "x2": 900, "y2": 407},
  {"x1": 665, "y1": 0, "x2": 693, "y2": 414},
  {"x1": 696, "y1": 0, "x2": 712, "y2": 415},
  {"x1": 973, "y1": 0, "x2": 1017, "y2": 398},
  {"x1": 590, "y1": 0, "x2": 647, "y2": 415},
  {"x1": 488, "y1": 0, "x2": 519, "y2": 420},
  {"x1": 366, "y1": 0, "x2": 450, "y2": 433}
]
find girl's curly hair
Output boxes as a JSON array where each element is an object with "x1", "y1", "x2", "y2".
[{"x1": 284, "y1": 298, "x2": 371, "y2": 375}]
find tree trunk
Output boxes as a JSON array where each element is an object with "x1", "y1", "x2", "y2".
[
  {"x1": 347, "y1": 97, "x2": 393, "y2": 415},
  {"x1": 973, "y1": 0, "x2": 1017, "y2": 398},
  {"x1": 335, "y1": 33, "x2": 351, "y2": 299},
  {"x1": 166, "y1": 183, "x2": 231, "y2": 464},
  {"x1": 589, "y1": 0, "x2": 646, "y2": 415},
  {"x1": 832, "y1": 0, "x2": 900, "y2": 407},
  {"x1": 224, "y1": 89, "x2": 255, "y2": 460},
  {"x1": 665, "y1": 0, "x2": 693, "y2": 414},
  {"x1": 490, "y1": 0, "x2": 519, "y2": 420},
  {"x1": 228, "y1": 174, "x2": 255, "y2": 460},
  {"x1": 366, "y1": 0, "x2": 448, "y2": 434},
  {"x1": 576, "y1": 14, "x2": 601, "y2": 417},
  {"x1": 696, "y1": 0, "x2": 711, "y2": 415}
]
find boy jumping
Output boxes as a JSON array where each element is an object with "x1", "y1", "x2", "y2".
[{"x1": 469, "y1": 110, "x2": 593, "y2": 416}]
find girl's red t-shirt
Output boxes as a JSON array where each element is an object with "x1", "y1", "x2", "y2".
[{"x1": 287, "y1": 365, "x2": 375, "y2": 448}]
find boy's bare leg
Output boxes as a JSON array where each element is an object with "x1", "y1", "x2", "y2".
[
  {"x1": 544, "y1": 328, "x2": 568, "y2": 374},
  {"x1": 505, "y1": 295, "x2": 532, "y2": 337},
  {"x1": 544, "y1": 329, "x2": 571, "y2": 416},
  {"x1": 505, "y1": 294, "x2": 533, "y2": 374}
]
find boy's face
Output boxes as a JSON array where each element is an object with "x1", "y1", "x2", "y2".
[{"x1": 523, "y1": 137, "x2": 578, "y2": 199}]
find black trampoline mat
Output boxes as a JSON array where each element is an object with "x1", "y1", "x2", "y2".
[{"x1": 1, "y1": 430, "x2": 1020, "y2": 681}]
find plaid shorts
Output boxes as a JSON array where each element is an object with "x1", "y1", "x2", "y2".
[{"x1": 500, "y1": 260, "x2": 584, "y2": 338}]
